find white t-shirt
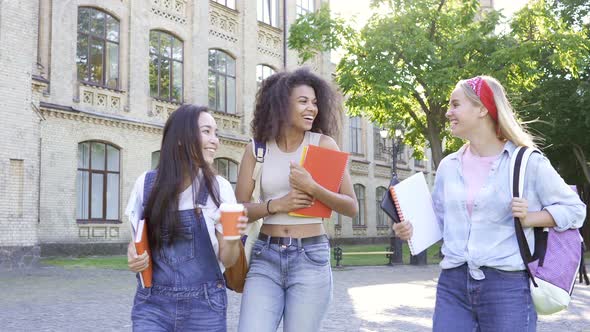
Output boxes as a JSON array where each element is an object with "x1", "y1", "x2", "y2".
[{"x1": 125, "y1": 171, "x2": 236, "y2": 273}]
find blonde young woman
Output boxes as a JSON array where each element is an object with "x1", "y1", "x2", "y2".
[{"x1": 394, "y1": 76, "x2": 586, "y2": 331}]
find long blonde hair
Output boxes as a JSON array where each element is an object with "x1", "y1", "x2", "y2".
[{"x1": 458, "y1": 75, "x2": 537, "y2": 148}]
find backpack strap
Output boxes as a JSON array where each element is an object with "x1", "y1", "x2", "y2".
[
  {"x1": 510, "y1": 146, "x2": 541, "y2": 287},
  {"x1": 142, "y1": 170, "x2": 158, "y2": 217},
  {"x1": 309, "y1": 132, "x2": 322, "y2": 146},
  {"x1": 251, "y1": 138, "x2": 267, "y2": 203}
]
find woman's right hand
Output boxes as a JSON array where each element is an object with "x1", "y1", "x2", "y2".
[
  {"x1": 392, "y1": 220, "x2": 413, "y2": 241},
  {"x1": 127, "y1": 241, "x2": 149, "y2": 273},
  {"x1": 272, "y1": 189, "x2": 314, "y2": 213}
]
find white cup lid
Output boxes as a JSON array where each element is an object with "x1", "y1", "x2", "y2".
[{"x1": 220, "y1": 203, "x2": 244, "y2": 212}]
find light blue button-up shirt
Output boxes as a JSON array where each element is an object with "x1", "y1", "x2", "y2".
[{"x1": 432, "y1": 141, "x2": 586, "y2": 279}]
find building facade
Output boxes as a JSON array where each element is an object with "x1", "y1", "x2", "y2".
[{"x1": 0, "y1": 0, "x2": 440, "y2": 269}]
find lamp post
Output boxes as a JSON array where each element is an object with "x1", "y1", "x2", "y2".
[
  {"x1": 380, "y1": 127, "x2": 428, "y2": 266},
  {"x1": 380, "y1": 128, "x2": 403, "y2": 265}
]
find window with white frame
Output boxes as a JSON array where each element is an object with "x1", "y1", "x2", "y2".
[
  {"x1": 373, "y1": 125, "x2": 385, "y2": 160},
  {"x1": 353, "y1": 184, "x2": 365, "y2": 227},
  {"x1": 213, "y1": 0, "x2": 236, "y2": 9},
  {"x1": 76, "y1": 7, "x2": 119, "y2": 89},
  {"x1": 214, "y1": 158, "x2": 238, "y2": 190},
  {"x1": 151, "y1": 151, "x2": 160, "y2": 170},
  {"x1": 77, "y1": 141, "x2": 120, "y2": 223},
  {"x1": 208, "y1": 49, "x2": 237, "y2": 114},
  {"x1": 350, "y1": 116, "x2": 363, "y2": 154},
  {"x1": 397, "y1": 144, "x2": 406, "y2": 163},
  {"x1": 296, "y1": 0, "x2": 314, "y2": 16},
  {"x1": 256, "y1": 64, "x2": 276, "y2": 89},
  {"x1": 149, "y1": 30, "x2": 183, "y2": 102},
  {"x1": 376, "y1": 186, "x2": 388, "y2": 227},
  {"x1": 258, "y1": 0, "x2": 279, "y2": 27}
]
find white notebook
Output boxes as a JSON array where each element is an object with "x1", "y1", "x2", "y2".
[{"x1": 390, "y1": 172, "x2": 441, "y2": 255}]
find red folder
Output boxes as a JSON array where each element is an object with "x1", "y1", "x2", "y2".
[
  {"x1": 134, "y1": 219, "x2": 153, "y2": 288},
  {"x1": 289, "y1": 145, "x2": 349, "y2": 218}
]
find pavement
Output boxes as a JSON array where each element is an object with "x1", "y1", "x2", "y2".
[{"x1": 1, "y1": 264, "x2": 589, "y2": 331}]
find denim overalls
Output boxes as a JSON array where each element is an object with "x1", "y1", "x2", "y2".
[{"x1": 131, "y1": 171, "x2": 227, "y2": 331}]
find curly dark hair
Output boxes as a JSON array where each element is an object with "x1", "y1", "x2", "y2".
[{"x1": 251, "y1": 67, "x2": 341, "y2": 143}]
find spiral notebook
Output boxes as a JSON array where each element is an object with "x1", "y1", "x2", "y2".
[
  {"x1": 289, "y1": 145, "x2": 349, "y2": 218},
  {"x1": 388, "y1": 172, "x2": 441, "y2": 255}
]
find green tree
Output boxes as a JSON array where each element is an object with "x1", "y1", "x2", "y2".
[
  {"x1": 511, "y1": 0, "x2": 590, "y2": 185},
  {"x1": 511, "y1": 0, "x2": 590, "y2": 246},
  {"x1": 288, "y1": 0, "x2": 589, "y2": 168}
]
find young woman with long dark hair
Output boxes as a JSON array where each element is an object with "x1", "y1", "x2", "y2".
[
  {"x1": 235, "y1": 68, "x2": 358, "y2": 332},
  {"x1": 125, "y1": 104, "x2": 247, "y2": 331}
]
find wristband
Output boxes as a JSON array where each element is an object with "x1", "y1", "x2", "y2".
[{"x1": 266, "y1": 199, "x2": 275, "y2": 215}]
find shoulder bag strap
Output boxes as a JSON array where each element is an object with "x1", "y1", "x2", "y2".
[
  {"x1": 251, "y1": 139, "x2": 267, "y2": 203},
  {"x1": 510, "y1": 146, "x2": 541, "y2": 286}
]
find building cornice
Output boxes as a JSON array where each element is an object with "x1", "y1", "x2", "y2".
[{"x1": 39, "y1": 101, "x2": 250, "y2": 145}]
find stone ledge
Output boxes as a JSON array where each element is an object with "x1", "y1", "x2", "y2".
[
  {"x1": 0, "y1": 245, "x2": 41, "y2": 270},
  {"x1": 41, "y1": 242, "x2": 128, "y2": 257}
]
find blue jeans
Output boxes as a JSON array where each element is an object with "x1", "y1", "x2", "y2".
[
  {"x1": 238, "y1": 238, "x2": 333, "y2": 332},
  {"x1": 131, "y1": 282, "x2": 227, "y2": 331},
  {"x1": 433, "y1": 264, "x2": 537, "y2": 332}
]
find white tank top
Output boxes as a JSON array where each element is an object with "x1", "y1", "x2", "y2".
[{"x1": 261, "y1": 131, "x2": 323, "y2": 225}]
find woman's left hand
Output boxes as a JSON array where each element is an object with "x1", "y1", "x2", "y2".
[
  {"x1": 237, "y1": 214, "x2": 248, "y2": 237},
  {"x1": 511, "y1": 198, "x2": 529, "y2": 226},
  {"x1": 289, "y1": 162, "x2": 316, "y2": 195}
]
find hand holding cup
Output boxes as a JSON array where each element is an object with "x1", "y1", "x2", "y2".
[{"x1": 220, "y1": 203, "x2": 248, "y2": 241}]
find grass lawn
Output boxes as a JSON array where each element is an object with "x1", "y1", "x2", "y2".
[
  {"x1": 40, "y1": 242, "x2": 589, "y2": 270},
  {"x1": 41, "y1": 255, "x2": 128, "y2": 270},
  {"x1": 331, "y1": 241, "x2": 443, "y2": 267}
]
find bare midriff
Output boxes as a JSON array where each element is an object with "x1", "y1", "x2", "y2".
[{"x1": 260, "y1": 223, "x2": 325, "y2": 238}]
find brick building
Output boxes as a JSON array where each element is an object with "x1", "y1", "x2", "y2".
[{"x1": 0, "y1": 0, "x2": 441, "y2": 269}]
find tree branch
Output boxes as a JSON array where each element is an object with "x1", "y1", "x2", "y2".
[
  {"x1": 428, "y1": 0, "x2": 446, "y2": 41},
  {"x1": 573, "y1": 144, "x2": 590, "y2": 185}
]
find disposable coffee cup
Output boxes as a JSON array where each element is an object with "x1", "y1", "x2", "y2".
[{"x1": 220, "y1": 203, "x2": 244, "y2": 240}]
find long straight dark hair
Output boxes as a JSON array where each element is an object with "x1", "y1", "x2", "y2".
[{"x1": 145, "y1": 104, "x2": 220, "y2": 250}]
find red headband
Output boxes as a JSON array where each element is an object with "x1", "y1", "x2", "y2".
[{"x1": 466, "y1": 76, "x2": 498, "y2": 123}]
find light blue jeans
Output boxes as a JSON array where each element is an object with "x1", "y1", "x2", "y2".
[
  {"x1": 238, "y1": 237, "x2": 333, "y2": 332},
  {"x1": 131, "y1": 282, "x2": 227, "y2": 331},
  {"x1": 433, "y1": 264, "x2": 537, "y2": 332}
]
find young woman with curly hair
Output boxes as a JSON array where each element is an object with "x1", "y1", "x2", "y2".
[{"x1": 235, "y1": 68, "x2": 358, "y2": 332}]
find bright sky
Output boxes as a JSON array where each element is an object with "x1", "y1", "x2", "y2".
[
  {"x1": 329, "y1": 0, "x2": 529, "y2": 62},
  {"x1": 330, "y1": 0, "x2": 528, "y2": 24}
]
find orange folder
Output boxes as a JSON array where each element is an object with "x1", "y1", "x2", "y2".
[
  {"x1": 289, "y1": 145, "x2": 349, "y2": 218},
  {"x1": 134, "y1": 219, "x2": 153, "y2": 288}
]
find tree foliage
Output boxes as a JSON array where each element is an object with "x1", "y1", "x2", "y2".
[{"x1": 288, "y1": 0, "x2": 589, "y2": 169}]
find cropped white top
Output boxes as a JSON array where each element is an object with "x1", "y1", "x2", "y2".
[{"x1": 261, "y1": 131, "x2": 324, "y2": 225}]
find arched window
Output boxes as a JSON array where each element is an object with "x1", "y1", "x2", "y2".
[
  {"x1": 258, "y1": 0, "x2": 279, "y2": 27},
  {"x1": 353, "y1": 184, "x2": 365, "y2": 227},
  {"x1": 208, "y1": 49, "x2": 236, "y2": 114},
  {"x1": 149, "y1": 30, "x2": 183, "y2": 102},
  {"x1": 256, "y1": 64, "x2": 276, "y2": 89},
  {"x1": 214, "y1": 158, "x2": 238, "y2": 190},
  {"x1": 376, "y1": 186, "x2": 388, "y2": 227},
  {"x1": 296, "y1": 0, "x2": 314, "y2": 16},
  {"x1": 76, "y1": 7, "x2": 119, "y2": 89},
  {"x1": 77, "y1": 141, "x2": 120, "y2": 222},
  {"x1": 151, "y1": 151, "x2": 160, "y2": 170},
  {"x1": 213, "y1": 0, "x2": 236, "y2": 9},
  {"x1": 350, "y1": 116, "x2": 363, "y2": 154}
]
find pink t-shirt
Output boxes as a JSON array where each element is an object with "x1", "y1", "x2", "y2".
[{"x1": 462, "y1": 146, "x2": 502, "y2": 217}]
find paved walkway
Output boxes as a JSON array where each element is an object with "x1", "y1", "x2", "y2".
[{"x1": 1, "y1": 264, "x2": 589, "y2": 331}]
